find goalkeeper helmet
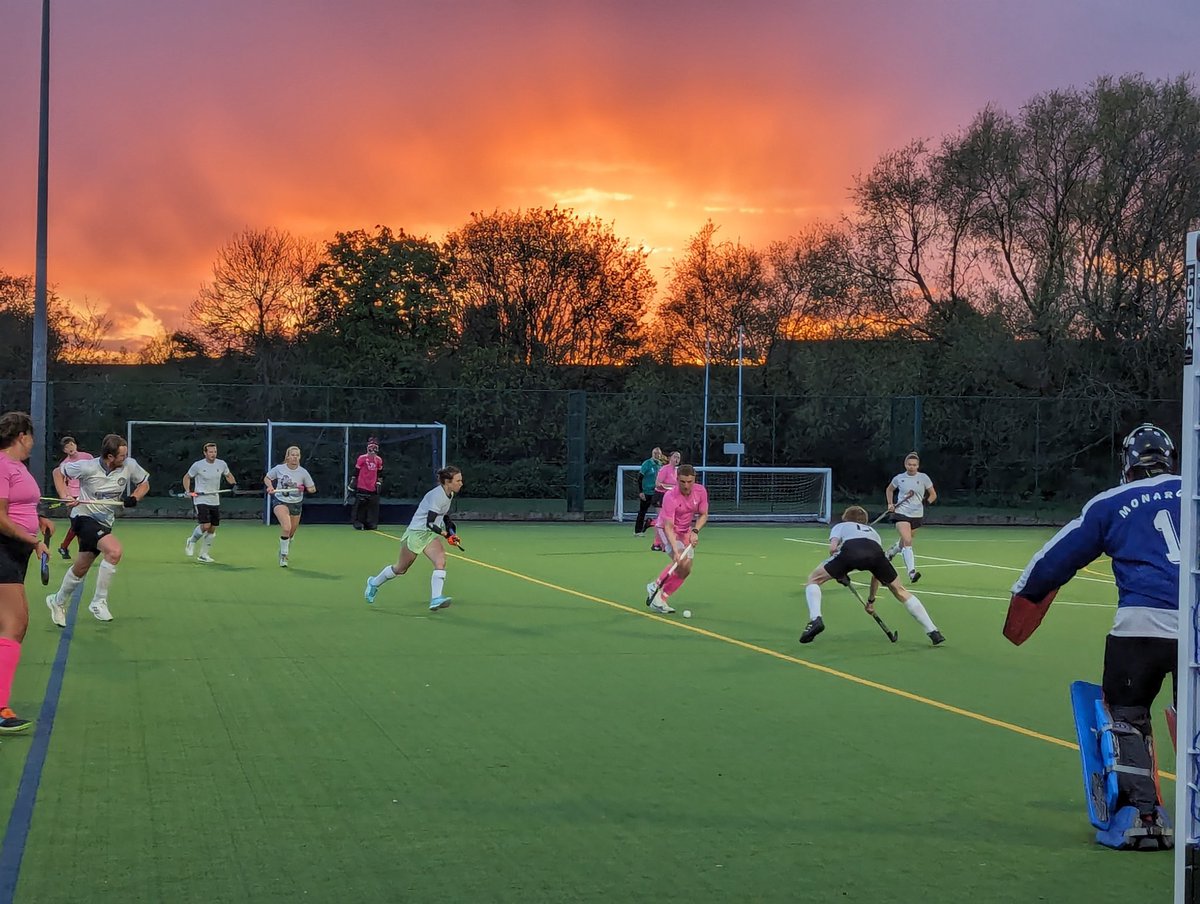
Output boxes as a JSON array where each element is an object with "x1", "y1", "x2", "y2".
[{"x1": 1121, "y1": 423, "x2": 1175, "y2": 484}]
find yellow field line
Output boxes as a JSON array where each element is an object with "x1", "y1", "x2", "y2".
[{"x1": 372, "y1": 530, "x2": 1175, "y2": 782}]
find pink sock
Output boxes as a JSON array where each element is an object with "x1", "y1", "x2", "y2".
[
  {"x1": 0, "y1": 638, "x2": 21, "y2": 709},
  {"x1": 657, "y1": 564, "x2": 673, "y2": 583},
  {"x1": 663, "y1": 573, "x2": 686, "y2": 596}
]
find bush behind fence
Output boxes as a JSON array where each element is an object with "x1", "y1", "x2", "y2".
[{"x1": 0, "y1": 379, "x2": 1180, "y2": 508}]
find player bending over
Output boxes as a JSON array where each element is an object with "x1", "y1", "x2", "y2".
[
  {"x1": 884, "y1": 452, "x2": 936, "y2": 582},
  {"x1": 364, "y1": 466, "x2": 464, "y2": 611},
  {"x1": 1004, "y1": 423, "x2": 1177, "y2": 851},
  {"x1": 800, "y1": 505, "x2": 943, "y2": 645},
  {"x1": 46, "y1": 433, "x2": 149, "y2": 625},
  {"x1": 183, "y1": 442, "x2": 237, "y2": 563},
  {"x1": 645, "y1": 463, "x2": 708, "y2": 614}
]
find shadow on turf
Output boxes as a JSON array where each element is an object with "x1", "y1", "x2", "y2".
[{"x1": 280, "y1": 568, "x2": 340, "y2": 580}]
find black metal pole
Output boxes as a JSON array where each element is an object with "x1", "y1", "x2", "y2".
[{"x1": 30, "y1": 0, "x2": 51, "y2": 486}]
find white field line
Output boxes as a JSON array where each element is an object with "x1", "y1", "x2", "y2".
[{"x1": 783, "y1": 536, "x2": 1117, "y2": 610}]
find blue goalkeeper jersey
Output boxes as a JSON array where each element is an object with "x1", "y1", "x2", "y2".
[{"x1": 1011, "y1": 473, "x2": 1181, "y2": 639}]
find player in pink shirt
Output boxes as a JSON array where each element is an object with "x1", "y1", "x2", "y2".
[
  {"x1": 646, "y1": 463, "x2": 709, "y2": 614},
  {"x1": 56, "y1": 435, "x2": 93, "y2": 560},
  {"x1": 352, "y1": 437, "x2": 384, "y2": 531},
  {"x1": 0, "y1": 411, "x2": 55, "y2": 733},
  {"x1": 650, "y1": 450, "x2": 681, "y2": 551}
]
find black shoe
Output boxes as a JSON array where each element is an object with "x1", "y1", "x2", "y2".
[
  {"x1": 0, "y1": 706, "x2": 31, "y2": 733},
  {"x1": 909, "y1": 571, "x2": 921, "y2": 583},
  {"x1": 799, "y1": 616, "x2": 825, "y2": 644},
  {"x1": 928, "y1": 630, "x2": 945, "y2": 646},
  {"x1": 57, "y1": 547, "x2": 71, "y2": 560}
]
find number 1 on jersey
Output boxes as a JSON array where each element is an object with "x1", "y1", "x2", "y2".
[{"x1": 1153, "y1": 508, "x2": 1182, "y2": 564}]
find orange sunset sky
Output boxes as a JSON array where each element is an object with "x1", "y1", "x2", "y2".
[{"x1": 1, "y1": 0, "x2": 1195, "y2": 351}]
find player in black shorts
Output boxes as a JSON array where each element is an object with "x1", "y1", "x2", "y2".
[{"x1": 800, "y1": 505, "x2": 944, "y2": 646}]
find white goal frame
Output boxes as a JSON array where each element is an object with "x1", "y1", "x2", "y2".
[
  {"x1": 613, "y1": 465, "x2": 833, "y2": 523},
  {"x1": 127, "y1": 419, "x2": 447, "y2": 524},
  {"x1": 1176, "y1": 233, "x2": 1200, "y2": 902}
]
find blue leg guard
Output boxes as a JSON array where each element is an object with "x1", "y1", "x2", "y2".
[{"x1": 1069, "y1": 681, "x2": 1173, "y2": 850}]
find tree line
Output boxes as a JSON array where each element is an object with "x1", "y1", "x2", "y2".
[{"x1": 4, "y1": 72, "x2": 1197, "y2": 411}]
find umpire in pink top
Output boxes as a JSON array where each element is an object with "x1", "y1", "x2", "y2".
[
  {"x1": 0, "y1": 412, "x2": 55, "y2": 733},
  {"x1": 352, "y1": 437, "x2": 384, "y2": 531}
]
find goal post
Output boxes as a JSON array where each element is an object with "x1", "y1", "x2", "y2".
[
  {"x1": 265, "y1": 421, "x2": 446, "y2": 524},
  {"x1": 1176, "y1": 233, "x2": 1200, "y2": 903},
  {"x1": 613, "y1": 465, "x2": 833, "y2": 523}
]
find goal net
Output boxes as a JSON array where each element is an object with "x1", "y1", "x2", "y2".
[
  {"x1": 126, "y1": 420, "x2": 446, "y2": 522},
  {"x1": 265, "y1": 421, "x2": 446, "y2": 521},
  {"x1": 613, "y1": 465, "x2": 832, "y2": 523}
]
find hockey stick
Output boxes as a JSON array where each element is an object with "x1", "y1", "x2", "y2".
[
  {"x1": 838, "y1": 575, "x2": 898, "y2": 643},
  {"x1": 646, "y1": 543, "x2": 694, "y2": 607},
  {"x1": 871, "y1": 489, "x2": 916, "y2": 525},
  {"x1": 40, "y1": 526, "x2": 51, "y2": 585},
  {"x1": 169, "y1": 488, "x2": 249, "y2": 499},
  {"x1": 38, "y1": 496, "x2": 125, "y2": 507}
]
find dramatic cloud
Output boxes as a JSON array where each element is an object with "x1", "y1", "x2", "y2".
[{"x1": 1, "y1": 0, "x2": 1195, "y2": 345}]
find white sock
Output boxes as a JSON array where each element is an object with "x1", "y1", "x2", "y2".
[
  {"x1": 56, "y1": 568, "x2": 84, "y2": 604},
  {"x1": 805, "y1": 584, "x2": 823, "y2": 619},
  {"x1": 92, "y1": 560, "x2": 117, "y2": 602},
  {"x1": 201, "y1": 533, "x2": 215, "y2": 554},
  {"x1": 903, "y1": 595, "x2": 937, "y2": 632},
  {"x1": 189, "y1": 526, "x2": 204, "y2": 542},
  {"x1": 280, "y1": 538, "x2": 290, "y2": 556},
  {"x1": 372, "y1": 565, "x2": 398, "y2": 586},
  {"x1": 431, "y1": 569, "x2": 447, "y2": 599},
  {"x1": 901, "y1": 547, "x2": 916, "y2": 574}
]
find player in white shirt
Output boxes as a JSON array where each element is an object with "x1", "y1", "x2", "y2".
[
  {"x1": 799, "y1": 505, "x2": 943, "y2": 646},
  {"x1": 46, "y1": 433, "x2": 150, "y2": 625},
  {"x1": 364, "y1": 466, "x2": 464, "y2": 611},
  {"x1": 263, "y1": 446, "x2": 316, "y2": 568},
  {"x1": 884, "y1": 452, "x2": 937, "y2": 582},
  {"x1": 182, "y1": 442, "x2": 237, "y2": 563}
]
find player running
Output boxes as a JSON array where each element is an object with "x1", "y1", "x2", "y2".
[
  {"x1": 364, "y1": 466, "x2": 464, "y2": 611},
  {"x1": 645, "y1": 463, "x2": 708, "y2": 614},
  {"x1": 46, "y1": 433, "x2": 149, "y2": 625},
  {"x1": 800, "y1": 505, "x2": 943, "y2": 645},
  {"x1": 650, "y1": 450, "x2": 681, "y2": 551},
  {"x1": 183, "y1": 442, "x2": 237, "y2": 563},
  {"x1": 263, "y1": 446, "x2": 316, "y2": 568},
  {"x1": 884, "y1": 452, "x2": 936, "y2": 582},
  {"x1": 55, "y1": 435, "x2": 92, "y2": 560}
]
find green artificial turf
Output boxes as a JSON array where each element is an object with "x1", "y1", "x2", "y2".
[{"x1": 0, "y1": 522, "x2": 1175, "y2": 902}]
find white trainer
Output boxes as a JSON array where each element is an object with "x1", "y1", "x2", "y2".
[
  {"x1": 46, "y1": 593, "x2": 66, "y2": 628},
  {"x1": 185, "y1": 537, "x2": 195, "y2": 557},
  {"x1": 89, "y1": 599, "x2": 113, "y2": 622},
  {"x1": 197, "y1": 553, "x2": 214, "y2": 563},
  {"x1": 279, "y1": 554, "x2": 289, "y2": 568},
  {"x1": 650, "y1": 597, "x2": 674, "y2": 615}
]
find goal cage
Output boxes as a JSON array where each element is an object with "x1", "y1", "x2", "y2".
[
  {"x1": 613, "y1": 465, "x2": 833, "y2": 523},
  {"x1": 126, "y1": 420, "x2": 447, "y2": 524}
]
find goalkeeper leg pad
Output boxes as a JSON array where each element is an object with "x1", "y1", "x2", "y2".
[{"x1": 1069, "y1": 681, "x2": 1173, "y2": 850}]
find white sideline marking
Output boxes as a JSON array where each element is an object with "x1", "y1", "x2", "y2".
[{"x1": 784, "y1": 536, "x2": 1118, "y2": 610}]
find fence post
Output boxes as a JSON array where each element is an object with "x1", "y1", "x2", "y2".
[
  {"x1": 566, "y1": 390, "x2": 587, "y2": 514},
  {"x1": 913, "y1": 395, "x2": 923, "y2": 452}
]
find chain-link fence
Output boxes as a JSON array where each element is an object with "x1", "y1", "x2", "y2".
[{"x1": 0, "y1": 379, "x2": 1180, "y2": 512}]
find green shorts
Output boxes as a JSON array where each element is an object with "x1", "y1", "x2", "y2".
[{"x1": 402, "y1": 528, "x2": 438, "y2": 555}]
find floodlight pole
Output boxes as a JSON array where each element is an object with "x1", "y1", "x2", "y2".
[{"x1": 29, "y1": 0, "x2": 51, "y2": 487}]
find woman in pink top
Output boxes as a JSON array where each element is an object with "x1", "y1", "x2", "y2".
[
  {"x1": 0, "y1": 411, "x2": 54, "y2": 733},
  {"x1": 650, "y1": 450, "x2": 682, "y2": 551},
  {"x1": 56, "y1": 435, "x2": 92, "y2": 559}
]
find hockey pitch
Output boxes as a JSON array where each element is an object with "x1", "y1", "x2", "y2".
[{"x1": 0, "y1": 522, "x2": 1173, "y2": 903}]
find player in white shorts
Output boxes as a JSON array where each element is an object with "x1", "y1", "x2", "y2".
[{"x1": 364, "y1": 466, "x2": 464, "y2": 611}]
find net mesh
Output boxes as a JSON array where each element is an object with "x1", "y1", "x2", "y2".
[{"x1": 615, "y1": 465, "x2": 831, "y2": 522}]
